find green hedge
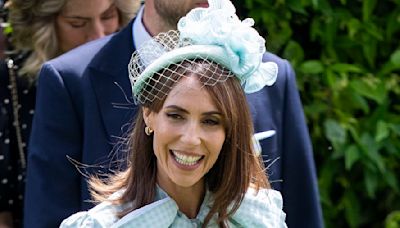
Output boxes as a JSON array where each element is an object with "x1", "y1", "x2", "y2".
[{"x1": 234, "y1": 0, "x2": 400, "y2": 227}]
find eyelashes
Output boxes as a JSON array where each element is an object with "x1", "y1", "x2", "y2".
[{"x1": 165, "y1": 112, "x2": 221, "y2": 126}]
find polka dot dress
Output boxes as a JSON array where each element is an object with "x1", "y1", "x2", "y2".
[{"x1": 0, "y1": 53, "x2": 36, "y2": 226}]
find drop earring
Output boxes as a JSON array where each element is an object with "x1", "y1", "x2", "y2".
[{"x1": 145, "y1": 126, "x2": 153, "y2": 136}]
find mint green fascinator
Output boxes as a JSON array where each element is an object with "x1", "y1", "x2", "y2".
[{"x1": 128, "y1": 0, "x2": 278, "y2": 104}]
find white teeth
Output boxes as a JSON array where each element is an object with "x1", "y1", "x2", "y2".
[{"x1": 172, "y1": 151, "x2": 202, "y2": 166}]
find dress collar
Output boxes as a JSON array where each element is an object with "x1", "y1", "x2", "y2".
[{"x1": 113, "y1": 185, "x2": 213, "y2": 227}]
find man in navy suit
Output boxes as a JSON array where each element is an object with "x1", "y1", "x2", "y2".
[{"x1": 24, "y1": 0, "x2": 323, "y2": 227}]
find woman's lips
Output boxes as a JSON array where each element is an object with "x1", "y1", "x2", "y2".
[{"x1": 170, "y1": 150, "x2": 204, "y2": 170}]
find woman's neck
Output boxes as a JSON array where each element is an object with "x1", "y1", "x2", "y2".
[{"x1": 157, "y1": 177, "x2": 205, "y2": 219}]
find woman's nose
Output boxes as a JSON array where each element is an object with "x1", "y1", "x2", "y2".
[
  {"x1": 87, "y1": 20, "x2": 105, "y2": 41},
  {"x1": 180, "y1": 122, "x2": 202, "y2": 146}
]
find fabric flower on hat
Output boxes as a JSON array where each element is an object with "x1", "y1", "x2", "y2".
[{"x1": 178, "y1": 0, "x2": 278, "y2": 93}]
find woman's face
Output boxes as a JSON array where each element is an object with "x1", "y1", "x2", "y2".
[
  {"x1": 144, "y1": 76, "x2": 226, "y2": 189},
  {"x1": 56, "y1": 0, "x2": 120, "y2": 53}
]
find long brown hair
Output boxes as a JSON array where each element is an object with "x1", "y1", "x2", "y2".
[{"x1": 90, "y1": 60, "x2": 270, "y2": 227}]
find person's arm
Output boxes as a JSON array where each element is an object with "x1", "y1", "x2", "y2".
[
  {"x1": 280, "y1": 60, "x2": 323, "y2": 228},
  {"x1": 24, "y1": 63, "x2": 82, "y2": 227}
]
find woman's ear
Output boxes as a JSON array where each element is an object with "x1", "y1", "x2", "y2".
[{"x1": 142, "y1": 107, "x2": 152, "y2": 126}]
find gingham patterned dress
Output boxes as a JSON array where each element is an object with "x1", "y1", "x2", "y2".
[{"x1": 60, "y1": 186, "x2": 287, "y2": 228}]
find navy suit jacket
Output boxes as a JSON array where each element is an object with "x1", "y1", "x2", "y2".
[{"x1": 24, "y1": 19, "x2": 323, "y2": 227}]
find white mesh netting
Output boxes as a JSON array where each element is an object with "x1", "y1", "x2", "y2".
[{"x1": 128, "y1": 30, "x2": 235, "y2": 104}]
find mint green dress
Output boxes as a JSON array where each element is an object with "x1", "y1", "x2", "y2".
[{"x1": 60, "y1": 187, "x2": 287, "y2": 228}]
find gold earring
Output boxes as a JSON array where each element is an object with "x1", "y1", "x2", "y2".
[{"x1": 145, "y1": 126, "x2": 153, "y2": 136}]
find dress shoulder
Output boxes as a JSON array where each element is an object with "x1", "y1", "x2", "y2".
[
  {"x1": 59, "y1": 201, "x2": 121, "y2": 228},
  {"x1": 230, "y1": 188, "x2": 288, "y2": 228}
]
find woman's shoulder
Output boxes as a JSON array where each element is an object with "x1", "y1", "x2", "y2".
[
  {"x1": 0, "y1": 52, "x2": 33, "y2": 89},
  {"x1": 60, "y1": 190, "x2": 128, "y2": 228},
  {"x1": 244, "y1": 187, "x2": 284, "y2": 207},
  {"x1": 229, "y1": 188, "x2": 288, "y2": 228},
  {"x1": 59, "y1": 201, "x2": 124, "y2": 228},
  {"x1": 59, "y1": 188, "x2": 177, "y2": 228}
]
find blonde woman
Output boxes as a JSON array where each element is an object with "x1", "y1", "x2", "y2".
[{"x1": 0, "y1": 0, "x2": 139, "y2": 226}]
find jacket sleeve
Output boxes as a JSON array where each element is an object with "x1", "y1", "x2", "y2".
[
  {"x1": 280, "y1": 60, "x2": 324, "y2": 228},
  {"x1": 24, "y1": 63, "x2": 82, "y2": 227}
]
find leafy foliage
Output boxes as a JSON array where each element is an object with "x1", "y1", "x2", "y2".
[{"x1": 234, "y1": 0, "x2": 400, "y2": 227}]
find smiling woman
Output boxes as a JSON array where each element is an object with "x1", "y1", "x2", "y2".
[
  {"x1": 146, "y1": 76, "x2": 226, "y2": 190},
  {"x1": 60, "y1": 0, "x2": 287, "y2": 227}
]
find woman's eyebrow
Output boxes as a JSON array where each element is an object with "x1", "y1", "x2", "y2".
[
  {"x1": 62, "y1": 15, "x2": 90, "y2": 20},
  {"x1": 203, "y1": 111, "x2": 222, "y2": 116},
  {"x1": 164, "y1": 105, "x2": 222, "y2": 116},
  {"x1": 164, "y1": 105, "x2": 188, "y2": 113},
  {"x1": 62, "y1": 4, "x2": 116, "y2": 20}
]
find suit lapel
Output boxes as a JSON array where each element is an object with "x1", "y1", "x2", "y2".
[{"x1": 88, "y1": 20, "x2": 138, "y2": 141}]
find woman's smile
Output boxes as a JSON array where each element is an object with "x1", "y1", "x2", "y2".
[{"x1": 170, "y1": 150, "x2": 204, "y2": 169}]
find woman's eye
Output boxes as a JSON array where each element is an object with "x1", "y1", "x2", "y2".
[
  {"x1": 166, "y1": 113, "x2": 183, "y2": 120},
  {"x1": 203, "y1": 119, "x2": 220, "y2": 126},
  {"x1": 69, "y1": 21, "x2": 86, "y2": 28}
]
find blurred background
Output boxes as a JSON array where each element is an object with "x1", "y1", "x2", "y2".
[{"x1": 233, "y1": 0, "x2": 400, "y2": 227}]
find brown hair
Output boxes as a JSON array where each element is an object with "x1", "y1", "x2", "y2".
[{"x1": 90, "y1": 60, "x2": 270, "y2": 227}]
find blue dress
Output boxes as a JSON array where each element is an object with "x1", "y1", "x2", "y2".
[{"x1": 60, "y1": 187, "x2": 287, "y2": 228}]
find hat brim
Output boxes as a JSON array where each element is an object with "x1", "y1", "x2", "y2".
[{"x1": 132, "y1": 45, "x2": 229, "y2": 96}]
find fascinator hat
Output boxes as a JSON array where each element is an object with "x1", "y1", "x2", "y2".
[{"x1": 128, "y1": 0, "x2": 278, "y2": 104}]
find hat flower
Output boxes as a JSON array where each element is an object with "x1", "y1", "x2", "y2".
[{"x1": 177, "y1": 0, "x2": 278, "y2": 93}]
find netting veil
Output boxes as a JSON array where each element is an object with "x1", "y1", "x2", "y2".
[
  {"x1": 128, "y1": 31, "x2": 235, "y2": 104},
  {"x1": 128, "y1": 0, "x2": 279, "y2": 104}
]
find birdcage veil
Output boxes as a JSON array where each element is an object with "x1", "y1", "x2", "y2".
[
  {"x1": 128, "y1": 0, "x2": 279, "y2": 105},
  {"x1": 128, "y1": 31, "x2": 236, "y2": 104}
]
